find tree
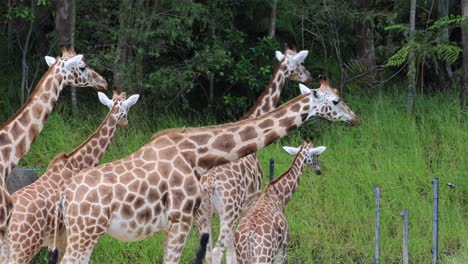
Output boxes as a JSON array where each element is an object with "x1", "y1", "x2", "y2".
[
  {"x1": 268, "y1": 0, "x2": 277, "y2": 37},
  {"x1": 462, "y1": 0, "x2": 468, "y2": 109},
  {"x1": 55, "y1": 0, "x2": 77, "y2": 111},
  {"x1": 407, "y1": 0, "x2": 416, "y2": 113},
  {"x1": 353, "y1": 0, "x2": 376, "y2": 79}
]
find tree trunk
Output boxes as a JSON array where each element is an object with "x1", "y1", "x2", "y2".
[
  {"x1": 268, "y1": 0, "x2": 277, "y2": 37},
  {"x1": 56, "y1": 0, "x2": 77, "y2": 111},
  {"x1": 353, "y1": 0, "x2": 376, "y2": 79},
  {"x1": 20, "y1": 1, "x2": 35, "y2": 105},
  {"x1": 114, "y1": 0, "x2": 133, "y2": 90},
  {"x1": 462, "y1": 0, "x2": 468, "y2": 110},
  {"x1": 7, "y1": 0, "x2": 13, "y2": 64},
  {"x1": 407, "y1": 0, "x2": 417, "y2": 113},
  {"x1": 439, "y1": 0, "x2": 453, "y2": 84}
]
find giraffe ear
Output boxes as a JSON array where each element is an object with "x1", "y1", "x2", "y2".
[
  {"x1": 291, "y1": 50, "x2": 309, "y2": 63},
  {"x1": 299, "y1": 84, "x2": 311, "y2": 95},
  {"x1": 45, "y1": 56, "x2": 56, "y2": 67},
  {"x1": 309, "y1": 146, "x2": 326, "y2": 156},
  {"x1": 275, "y1": 51, "x2": 285, "y2": 62},
  {"x1": 98, "y1": 92, "x2": 113, "y2": 108},
  {"x1": 282, "y1": 146, "x2": 300, "y2": 155},
  {"x1": 122, "y1": 94, "x2": 140, "y2": 109},
  {"x1": 64, "y1": 55, "x2": 83, "y2": 69}
]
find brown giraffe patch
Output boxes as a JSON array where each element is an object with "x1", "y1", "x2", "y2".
[
  {"x1": 236, "y1": 143, "x2": 257, "y2": 158},
  {"x1": 291, "y1": 104, "x2": 300, "y2": 112},
  {"x1": 239, "y1": 126, "x2": 258, "y2": 142},
  {"x1": 189, "y1": 134, "x2": 211, "y2": 145},
  {"x1": 258, "y1": 119, "x2": 274, "y2": 129},
  {"x1": 264, "y1": 132, "x2": 280, "y2": 146},
  {"x1": 0, "y1": 133, "x2": 11, "y2": 145},
  {"x1": 15, "y1": 137, "x2": 27, "y2": 157},
  {"x1": 17, "y1": 112, "x2": 31, "y2": 127},
  {"x1": 279, "y1": 116, "x2": 295, "y2": 128},
  {"x1": 212, "y1": 134, "x2": 236, "y2": 152}
]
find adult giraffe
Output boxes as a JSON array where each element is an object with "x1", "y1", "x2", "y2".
[
  {"x1": 51, "y1": 83, "x2": 358, "y2": 264},
  {"x1": 0, "y1": 47, "x2": 107, "y2": 233},
  {"x1": 194, "y1": 48, "x2": 311, "y2": 264}
]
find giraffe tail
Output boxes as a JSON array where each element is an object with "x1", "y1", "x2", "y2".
[
  {"x1": 194, "y1": 233, "x2": 209, "y2": 264},
  {"x1": 48, "y1": 195, "x2": 64, "y2": 264}
]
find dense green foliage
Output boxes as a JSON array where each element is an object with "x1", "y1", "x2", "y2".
[
  {"x1": 19, "y1": 91, "x2": 466, "y2": 263},
  {"x1": 1, "y1": 0, "x2": 466, "y2": 120}
]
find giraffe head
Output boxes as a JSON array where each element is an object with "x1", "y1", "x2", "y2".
[
  {"x1": 283, "y1": 141, "x2": 326, "y2": 175},
  {"x1": 275, "y1": 48, "x2": 311, "y2": 83},
  {"x1": 44, "y1": 47, "x2": 107, "y2": 90},
  {"x1": 299, "y1": 76, "x2": 360, "y2": 126},
  {"x1": 97, "y1": 88, "x2": 140, "y2": 128}
]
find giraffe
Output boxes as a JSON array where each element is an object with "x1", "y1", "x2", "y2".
[
  {"x1": 51, "y1": 82, "x2": 358, "y2": 264},
  {"x1": 234, "y1": 141, "x2": 326, "y2": 264},
  {"x1": 194, "y1": 47, "x2": 311, "y2": 264},
  {"x1": 0, "y1": 89, "x2": 139, "y2": 264},
  {"x1": 0, "y1": 47, "x2": 107, "y2": 232}
]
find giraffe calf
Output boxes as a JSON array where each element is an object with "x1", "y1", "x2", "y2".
[{"x1": 234, "y1": 141, "x2": 326, "y2": 264}]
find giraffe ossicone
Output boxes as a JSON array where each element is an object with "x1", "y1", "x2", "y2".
[
  {"x1": 1, "y1": 89, "x2": 137, "y2": 264},
  {"x1": 0, "y1": 47, "x2": 108, "y2": 233}
]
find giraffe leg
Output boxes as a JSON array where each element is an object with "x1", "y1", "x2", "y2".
[
  {"x1": 0, "y1": 234, "x2": 10, "y2": 264},
  {"x1": 164, "y1": 221, "x2": 192, "y2": 264},
  {"x1": 213, "y1": 202, "x2": 240, "y2": 264},
  {"x1": 60, "y1": 204, "x2": 108, "y2": 264},
  {"x1": 273, "y1": 240, "x2": 288, "y2": 264},
  {"x1": 194, "y1": 188, "x2": 213, "y2": 264}
]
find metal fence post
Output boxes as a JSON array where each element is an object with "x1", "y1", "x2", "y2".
[
  {"x1": 401, "y1": 208, "x2": 409, "y2": 264},
  {"x1": 432, "y1": 178, "x2": 439, "y2": 264},
  {"x1": 269, "y1": 158, "x2": 274, "y2": 181},
  {"x1": 374, "y1": 187, "x2": 380, "y2": 264}
]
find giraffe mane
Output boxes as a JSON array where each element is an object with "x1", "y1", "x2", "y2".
[
  {"x1": 45, "y1": 152, "x2": 70, "y2": 170},
  {"x1": 0, "y1": 65, "x2": 56, "y2": 130}
]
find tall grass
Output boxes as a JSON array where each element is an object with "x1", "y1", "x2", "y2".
[{"x1": 16, "y1": 92, "x2": 466, "y2": 263}]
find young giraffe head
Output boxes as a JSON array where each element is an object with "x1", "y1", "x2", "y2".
[
  {"x1": 283, "y1": 141, "x2": 326, "y2": 175},
  {"x1": 98, "y1": 88, "x2": 140, "y2": 128},
  {"x1": 299, "y1": 76, "x2": 360, "y2": 126},
  {"x1": 275, "y1": 48, "x2": 311, "y2": 83},
  {"x1": 45, "y1": 47, "x2": 107, "y2": 90}
]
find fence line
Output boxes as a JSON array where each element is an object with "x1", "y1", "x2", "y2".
[
  {"x1": 401, "y1": 208, "x2": 409, "y2": 264},
  {"x1": 269, "y1": 158, "x2": 275, "y2": 181},
  {"x1": 432, "y1": 178, "x2": 439, "y2": 264},
  {"x1": 374, "y1": 187, "x2": 380, "y2": 264}
]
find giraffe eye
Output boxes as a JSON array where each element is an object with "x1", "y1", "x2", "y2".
[
  {"x1": 79, "y1": 65, "x2": 87, "y2": 71},
  {"x1": 333, "y1": 99, "x2": 340, "y2": 105}
]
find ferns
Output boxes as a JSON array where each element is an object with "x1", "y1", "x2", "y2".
[
  {"x1": 434, "y1": 44, "x2": 462, "y2": 64},
  {"x1": 429, "y1": 15, "x2": 464, "y2": 30},
  {"x1": 385, "y1": 15, "x2": 463, "y2": 67},
  {"x1": 386, "y1": 44, "x2": 410, "y2": 67}
]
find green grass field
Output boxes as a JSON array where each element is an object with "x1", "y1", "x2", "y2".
[{"x1": 15, "y1": 92, "x2": 466, "y2": 263}]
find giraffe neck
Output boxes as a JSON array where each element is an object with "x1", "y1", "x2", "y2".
[
  {"x1": 267, "y1": 147, "x2": 307, "y2": 205},
  {"x1": 243, "y1": 62, "x2": 286, "y2": 119},
  {"x1": 0, "y1": 66, "x2": 64, "y2": 178},
  {"x1": 67, "y1": 106, "x2": 119, "y2": 171},
  {"x1": 150, "y1": 93, "x2": 312, "y2": 176},
  {"x1": 41, "y1": 107, "x2": 120, "y2": 184}
]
